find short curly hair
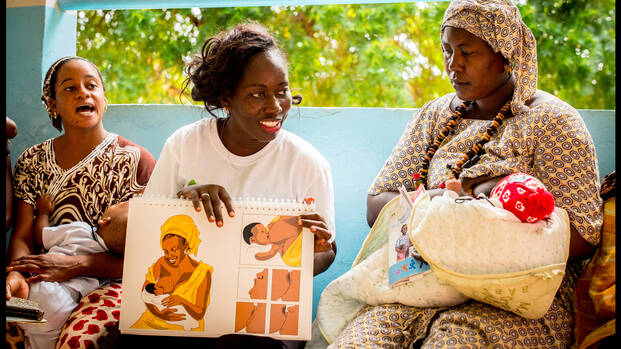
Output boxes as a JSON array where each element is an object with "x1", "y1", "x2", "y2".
[{"x1": 183, "y1": 22, "x2": 286, "y2": 116}]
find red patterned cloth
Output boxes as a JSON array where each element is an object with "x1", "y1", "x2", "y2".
[
  {"x1": 490, "y1": 172, "x2": 555, "y2": 223},
  {"x1": 55, "y1": 282, "x2": 122, "y2": 349}
]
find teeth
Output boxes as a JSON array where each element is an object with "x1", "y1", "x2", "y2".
[{"x1": 260, "y1": 120, "x2": 280, "y2": 128}]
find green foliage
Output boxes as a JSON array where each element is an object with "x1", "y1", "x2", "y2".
[{"x1": 77, "y1": 1, "x2": 614, "y2": 109}]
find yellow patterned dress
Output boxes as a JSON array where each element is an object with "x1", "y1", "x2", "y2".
[{"x1": 332, "y1": 93, "x2": 602, "y2": 348}]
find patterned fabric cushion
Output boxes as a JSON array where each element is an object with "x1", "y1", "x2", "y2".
[{"x1": 56, "y1": 282, "x2": 122, "y2": 349}]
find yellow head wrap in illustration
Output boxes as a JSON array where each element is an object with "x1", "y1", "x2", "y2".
[
  {"x1": 160, "y1": 215, "x2": 202, "y2": 256},
  {"x1": 441, "y1": 0, "x2": 538, "y2": 115}
]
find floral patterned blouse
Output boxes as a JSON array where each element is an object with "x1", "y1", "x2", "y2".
[{"x1": 14, "y1": 133, "x2": 155, "y2": 227}]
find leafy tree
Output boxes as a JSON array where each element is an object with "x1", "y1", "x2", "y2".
[{"x1": 77, "y1": 1, "x2": 614, "y2": 109}]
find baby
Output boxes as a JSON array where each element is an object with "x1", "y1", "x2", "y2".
[
  {"x1": 446, "y1": 172, "x2": 555, "y2": 223},
  {"x1": 19, "y1": 196, "x2": 128, "y2": 349},
  {"x1": 243, "y1": 215, "x2": 302, "y2": 267},
  {"x1": 141, "y1": 281, "x2": 199, "y2": 331}
]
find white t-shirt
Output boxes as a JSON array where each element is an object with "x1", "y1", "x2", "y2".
[{"x1": 144, "y1": 117, "x2": 335, "y2": 238}]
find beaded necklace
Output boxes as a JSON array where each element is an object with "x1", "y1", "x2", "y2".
[{"x1": 418, "y1": 98, "x2": 512, "y2": 188}]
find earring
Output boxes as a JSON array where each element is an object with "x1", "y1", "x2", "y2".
[
  {"x1": 292, "y1": 95, "x2": 303, "y2": 106},
  {"x1": 504, "y1": 63, "x2": 512, "y2": 76}
]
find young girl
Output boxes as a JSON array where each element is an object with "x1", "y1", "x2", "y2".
[{"x1": 6, "y1": 56, "x2": 155, "y2": 349}]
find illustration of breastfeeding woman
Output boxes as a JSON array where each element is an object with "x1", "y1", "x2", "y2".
[
  {"x1": 132, "y1": 215, "x2": 212, "y2": 331},
  {"x1": 243, "y1": 215, "x2": 302, "y2": 267}
]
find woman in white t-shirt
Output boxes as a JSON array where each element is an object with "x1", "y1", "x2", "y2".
[{"x1": 140, "y1": 23, "x2": 336, "y2": 348}]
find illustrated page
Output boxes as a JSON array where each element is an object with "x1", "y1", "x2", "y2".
[{"x1": 119, "y1": 198, "x2": 314, "y2": 340}]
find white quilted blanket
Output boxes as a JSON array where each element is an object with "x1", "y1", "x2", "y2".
[{"x1": 310, "y1": 191, "x2": 570, "y2": 347}]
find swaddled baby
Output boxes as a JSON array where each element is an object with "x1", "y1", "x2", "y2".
[
  {"x1": 415, "y1": 172, "x2": 569, "y2": 319},
  {"x1": 141, "y1": 280, "x2": 199, "y2": 331},
  {"x1": 446, "y1": 172, "x2": 555, "y2": 224}
]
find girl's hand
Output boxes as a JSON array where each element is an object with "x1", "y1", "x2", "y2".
[
  {"x1": 6, "y1": 271, "x2": 29, "y2": 300},
  {"x1": 177, "y1": 184, "x2": 235, "y2": 227},
  {"x1": 6, "y1": 254, "x2": 82, "y2": 283},
  {"x1": 298, "y1": 213, "x2": 332, "y2": 253}
]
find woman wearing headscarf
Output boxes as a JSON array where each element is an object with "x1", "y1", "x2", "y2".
[
  {"x1": 328, "y1": 0, "x2": 602, "y2": 347},
  {"x1": 132, "y1": 214, "x2": 212, "y2": 331}
]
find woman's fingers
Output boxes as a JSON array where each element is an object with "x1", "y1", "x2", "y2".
[
  {"x1": 298, "y1": 213, "x2": 332, "y2": 252},
  {"x1": 209, "y1": 193, "x2": 225, "y2": 227},
  {"x1": 7, "y1": 262, "x2": 41, "y2": 274},
  {"x1": 177, "y1": 188, "x2": 201, "y2": 212},
  {"x1": 200, "y1": 192, "x2": 216, "y2": 223},
  {"x1": 218, "y1": 189, "x2": 235, "y2": 218},
  {"x1": 25, "y1": 273, "x2": 48, "y2": 283},
  {"x1": 178, "y1": 184, "x2": 235, "y2": 227}
]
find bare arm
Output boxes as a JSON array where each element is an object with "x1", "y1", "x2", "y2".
[
  {"x1": 313, "y1": 242, "x2": 336, "y2": 276},
  {"x1": 254, "y1": 245, "x2": 279, "y2": 261},
  {"x1": 568, "y1": 226, "x2": 596, "y2": 261},
  {"x1": 34, "y1": 195, "x2": 55, "y2": 247},
  {"x1": 7, "y1": 200, "x2": 36, "y2": 263},
  {"x1": 6, "y1": 200, "x2": 36, "y2": 299}
]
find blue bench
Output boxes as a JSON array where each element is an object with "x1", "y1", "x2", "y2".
[{"x1": 102, "y1": 104, "x2": 615, "y2": 318}]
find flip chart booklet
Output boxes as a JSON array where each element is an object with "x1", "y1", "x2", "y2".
[
  {"x1": 119, "y1": 196, "x2": 315, "y2": 340},
  {"x1": 387, "y1": 185, "x2": 431, "y2": 286}
]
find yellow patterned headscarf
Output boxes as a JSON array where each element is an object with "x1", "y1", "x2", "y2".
[
  {"x1": 441, "y1": 0, "x2": 537, "y2": 114},
  {"x1": 160, "y1": 215, "x2": 202, "y2": 256}
]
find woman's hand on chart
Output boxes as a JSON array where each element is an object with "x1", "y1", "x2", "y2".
[
  {"x1": 177, "y1": 184, "x2": 235, "y2": 227},
  {"x1": 6, "y1": 254, "x2": 81, "y2": 283},
  {"x1": 298, "y1": 212, "x2": 332, "y2": 253}
]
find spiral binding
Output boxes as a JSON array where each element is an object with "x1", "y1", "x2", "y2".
[{"x1": 133, "y1": 194, "x2": 316, "y2": 213}]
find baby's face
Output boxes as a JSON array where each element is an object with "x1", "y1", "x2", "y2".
[
  {"x1": 250, "y1": 224, "x2": 269, "y2": 245},
  {"x1": 154, "y1": 284, "x2": 166, "y2": 296}
]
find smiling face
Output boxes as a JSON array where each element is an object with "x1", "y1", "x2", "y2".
[
  {"x1": 441, "y1": 26, "x2": 507, "y2": 102},
  {"x1": 222, "y1": 48, "x2": 292, "y2": 156},
  {"x1": 161, "y1": 235, "x2": 187, "y2": 267}
]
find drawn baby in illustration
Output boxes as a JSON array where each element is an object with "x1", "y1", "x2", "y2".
[
  {"x1": 131, "y1": 215, "x2": 212, "y2": 331},
  {"x1": 243, "y1": 215, "x2": 303, "y2": 267},
  {"x1": 235, "y1": 302, "x2": 266, "y2": 334}
]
